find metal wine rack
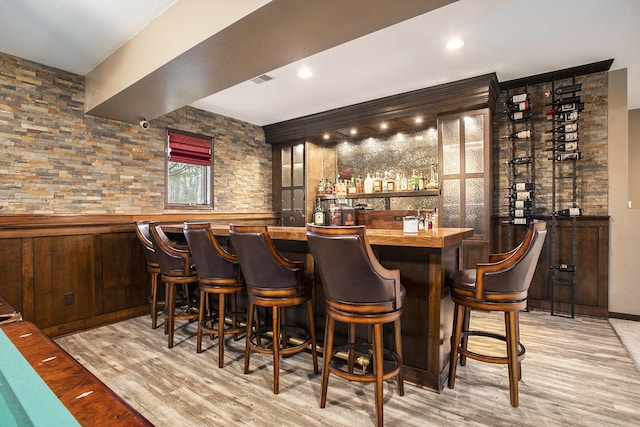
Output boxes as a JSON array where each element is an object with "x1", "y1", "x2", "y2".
[{"x1": 548, "y1": 77, "x2": 583, "y2": 318}]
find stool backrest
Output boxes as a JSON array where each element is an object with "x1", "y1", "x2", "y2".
[
  {"x1": 229, "y1": 224, "x2": 304, "y2": 293},
  {"x1": 183, "y1": 222, "x2": 238, "y2": 281},
  {"x1": 481, "y1": 224, "x2": 547, "y2": 295},
  {"x1": 135, "y1": 220, "x2": 158, "y2": 266},
  {"x1": 148, "y1": 222, "x2": 192, "y2": 276},
  {"x1": 306, "y1": 225, "x2": 402, "y2": 311}
]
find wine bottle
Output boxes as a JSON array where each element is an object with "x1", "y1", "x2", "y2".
[
  {"x1": 546, "y1": 102, "x2": 584, "y2": 115},
  {"x1": 503, "y1": 156, "x2": 533, "y2": 165},
  {"x1": 505, "y1": 191, "x2": 533, "y2": 200},
  {"x1": 506, "y1": 100, "x2": 530, "y2": 112},
  {"x1": 551, "y1": 123, "x2": 578, "y2": 133},
  {"x1": 314, "y1": 199, "x2": 325, "y2": 226},
  {"x1": 545, "y1": 142, "x2": 578, "y2": 152},
  {"x1": 502, "y1": 217, "x2": 532, "y2": 226},
  {"x1": 507, "y1": 93, "x2": 529, "y2": 104},
  {"x1": 501, "y1": 129, "x2": 532, "y2": 140},
  {"x1": 505, "y1": 182, "x2": 534, "y2": 191},
  {"x1": 554, "y1": 207, "x2": 583, "y2": 217},
  {"x1": 509, "y1": 199, "x2": 533, "y2": 209},
  {"x1": 548, "y1": 111, "x2": 579, "y2": 122},
  {"x1": 550, "y1": 152, "x2": 582, "y2": 161},
  {"x1": 553, "y1": 95, "x2": 581, "y2": 106},
  {"x1": 507, "y1": 110, "x2": 532, "y2": 121},
  {"x1": 547, "y1": 132, "x2": 578, "y2": 143},
  {"x1": 502, "y1": 208, "x2": 532, "y2": 218},
  {"x1": 551, "y1": 264, "x2": 576, "y2": 272},
  {"x1": 554, "y1": 83, "x2": 582, "y2": 95}
]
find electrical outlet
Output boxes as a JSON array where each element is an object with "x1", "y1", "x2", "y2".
[{"x1": 64, "y1": 292, "x2": 74, "y2": 305}]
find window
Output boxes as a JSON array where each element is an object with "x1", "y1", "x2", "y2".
[{"x1": 166, "y1": 129, "x2": 213, "y2": 208}]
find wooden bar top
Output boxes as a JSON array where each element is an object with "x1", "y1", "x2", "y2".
[{"x1": 167, "y1": 223, "x2": 474, "y2": 248}]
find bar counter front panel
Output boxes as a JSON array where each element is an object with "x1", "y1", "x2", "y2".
[{"x1": 207, "y1": 225, "x2": 474, "y2": 392}]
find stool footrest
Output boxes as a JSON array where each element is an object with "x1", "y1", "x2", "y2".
[
  {"x1": 457, "y1": 330, "x2": 525, "y2": 365},
  {"x1": 249, "y1": 325, "x2": 312, "y2": 357},
  {"x1": 329, "y1": 342, "x2": 402, "y2": 383}
]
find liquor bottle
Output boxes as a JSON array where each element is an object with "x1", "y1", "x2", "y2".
[
  {"x1": 381, "y1": 171, "x2": 389, "y2": 193},
  {"x1": 314, "y1": 199, "x2": 325, "y2": 226},
  {"x1": 501, "y1": 217, "x2": 532, "y2": 226},
  {"x1": 364, "y1": 173, "x2": 373, "y2": 194},
  {"x1": 505, "y1": 182, "x2": 534, "y2": 191},
  {"x1": 507, "y1": 110, "x2": 532, "y2": 121},
  {"x1": 507, "y1": 93, "x2": 529, "y2": 104},
  {"x1": 418, "y1": 171, "x2": 425, "y2": 191},
  {"x1": 551, "y1": 123, "x2": 578, "y2": 133},
  {"x1": 554, "y1": 83, "x2": 582, "y2": 96},
  {"x1": 547, "y1": 132, "x2": 578, "y2": 143},
  {"x1": 432, "y1": 207, "x2": 438, "y2": 229},
  {"x1": 411, "y1": 170, "x2": 420, "y2": 191},
  {"x1": 501, "y1": 129, "x2": 532, "y2": 140},
  {"x1": 554, "y1": 207, "x2": 583, "y2": 217},
  {"x1": 394, "y1": 173, "x2": 401, "y2": 192},
  {"x1": 503, "y1": 156, "x2": 533, "y2": 165},
  {"x1": 401, "y1": 173, "x2": 408, "y2": 191},
  {"x1": 550, "y1": 152, "x2": 582, "y2": 161},
  {"x1": 373, "y1": 173, "x2": 382, "y2": 193},
  {"x1": 386, "y1": 173, "x2": 396, "y2": 192},
  {"x1": 551, "y1": 264, "x2": 576, "y2": 272},
  {"x1": 545, "y1": 142, "x2": 578, "y2": 152},
  {"x1": 505, "y1": 191, "x2": 533, "y2": 200}
]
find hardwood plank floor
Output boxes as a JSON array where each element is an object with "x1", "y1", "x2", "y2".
[{"x1": 55, "y1": 310, "x2": 640, "y2": 426}]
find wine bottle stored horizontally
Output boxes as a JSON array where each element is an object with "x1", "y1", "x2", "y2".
[
  {"x1": 507, "y1": 199, "x2": 533, "y2": 209},
  {"x1": 545, "y1": 142, "x2": 578, "y2": 152},
  {"x1": 552, "y1": 95, "x2": 581, "y2": 106},
  {"x1": 506, "y1": 101, "x2": 530, "y2": 112},
  {"x1": 550, "y1": 152, "x2": 582, "y2": 161},
  {"x1": 501, "y1": 129, "x2": 532, "y2": 140},
  {"x1": 507, "y1": 93, "x2": 529, "y2": 104},
  {"x1": 554, "y1": 207, "x2": 583, "y2": 217},
  {"x1": 505, "y1": 182, "x2": 534, "y2": 191},
  {"x1": 548, "y1": 110, "x2": 579, "y2": 122},
  {"x1": 505, "y1": 191, "x2": 533, "y2": 200},
  {"x1": 502, "y1": 208, "x2": 532, "y2": 218},
  {"x1": 554, "y1": 83, "x2": 582, "y2": 96},
  {"x1": 503, "y1": 156, "x2": 533, "y2": 165},
  {"x1": 507, "y1": 110, "x2": 532, "y2": 121},
  {"x1": 549, "y1": 123, "x2": 578, "y2": 133},
  {"x1": 547, "y1": 132, "x2": 578, "y2": 143},
  {"x1": 551, "y1": 264, "x2": 576, "y2": 272},
  {"x1": 546, "y1": 102, "x2": 584, "y2": 115},
  {"x1": 501, "y1": 217, "x2": 532, "y2": 226}
]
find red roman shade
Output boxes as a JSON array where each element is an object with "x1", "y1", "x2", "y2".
[{"x1": 168, "y1": 131, "x2": 212, "y2": 166}]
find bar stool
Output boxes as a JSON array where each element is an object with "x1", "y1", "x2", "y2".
[
  {"x1": 306, "y1": 224, "x2": 404, "y2": 427},
  {"x1": 229, "y1": 224, "x2": 319, "y2": 394},
  {"x1": 148, "y1": 221, "x2": 199, "y2": 348},
  {"x1": 134, "y1": 220, "x2": 164, "y2": 329},
  {"x1": 183, "y1": 222, "x2": 246, "y2": 367},
  {"x1": 448, "y1": 222, "x2": 547, "y2": 407}
]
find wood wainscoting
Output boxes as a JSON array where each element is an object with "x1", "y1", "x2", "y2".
[
  {"x1": 0, "y1": 213, "x2": 278, "y2": 337},
  {"x1": 491, "y1": 216, "x2": 609, "y2": 318}
]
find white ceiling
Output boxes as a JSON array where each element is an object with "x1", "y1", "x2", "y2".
[{"x1": 1, "y1": 0, "x2": 640, "y2": 126}]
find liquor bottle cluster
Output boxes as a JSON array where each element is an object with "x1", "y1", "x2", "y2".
[{"x1": 503, "y1": 88, "x2": 535, "y2": 226}]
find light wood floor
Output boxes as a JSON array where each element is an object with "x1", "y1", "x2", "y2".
[{"x1": 56, "y1": 310, "x2": 640, "y2": 426}]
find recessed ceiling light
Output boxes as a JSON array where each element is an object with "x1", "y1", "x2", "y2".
[
  {"x1": 298, "y1": 67, "x2": 313, "y2": 79},
  {"x1": 415, "y1": 117, "x2": 423, "y2": 124},
  {"x1": 446, "y1": 38, "x2": 464, "y2": 50},
  {"x1": 323, "y1": 133, "x2": 330, "y2": 140},
  {"x1": 381, "y1": 123, "x2": 388, "y2": 130},
  {"x1": 350, "y1": 128, "x2": 357, "y2": 135}
]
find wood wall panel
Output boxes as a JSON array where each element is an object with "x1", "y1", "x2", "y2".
[{"x1": 0, "y1": 238, "x2": 23, "y2": 312}]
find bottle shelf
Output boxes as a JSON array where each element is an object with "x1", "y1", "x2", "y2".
[{"x1": 317, "y1": 189, "x2": 439, "y2": 201}]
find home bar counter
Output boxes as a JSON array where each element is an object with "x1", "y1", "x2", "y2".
[{"x1": 202, "y1": 224, "x2": 475, "y2": 392}]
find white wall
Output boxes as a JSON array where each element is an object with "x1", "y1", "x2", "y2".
[{"x1": 608, "y1": 68, "x2": 640, "y2": 316}]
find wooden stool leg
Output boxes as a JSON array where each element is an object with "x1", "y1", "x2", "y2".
[
  {"x1": 151, "y1": 272, "x2": 159, "y2": 329},
  {"x1": 515, "y1": 310, "x2": 522, "y2": 380},
  {"x1": 272, "y1": 305, "x2": 281, "y2": 394},
  {"x1": 320, "y1": 314, "x2": 335, "y2": 408},
  {"x1": 506, "y1": 310, "x2": 519, "y2": 407},
  {"x1": 244, "y1": 301, "x2": 255, "y2": 374},
  {"x1": 307, "y1": 300, "x2": 319, "y2": 374},
  {"x1": 164, "y1": 282, "x2": 170, "y2": 335},
  {"x1": 394, "y1": 317, "x2": 404, "y2": 396},
  {"x1": 460, "y1": 307, "x2": 471, "y2": 366},
  {"x1": 373, "y1": 323, "x2": 384, "y2": 427},
  {"x1": 347, "y1": 323, "x2": 356, "y2": 373},
  {"x1": 218, "y1": 293, "x2": 226, "y2": 368},
  {"x1": 448, "y1": 303, "x2": 465, "y2": 389},
  {"x1": 167, "y1": 282, "x2": 176, "y2": 348},
  {"x1": 196, "y1": 289, "x2": 206, "y2": 353},
  {"x1": 231, "y1": 293, "x2": 239, "y2": 341}
]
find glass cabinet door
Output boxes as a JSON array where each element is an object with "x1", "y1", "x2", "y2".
[
  {"x1": 280, "y1": 143, "x2": 305, "y2": 226},
  {"x1": 438, "y1": 109, "x2": 491, "y2": 239}
]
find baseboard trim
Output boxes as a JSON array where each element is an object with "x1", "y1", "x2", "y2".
[{"x1": 609, "y1": 312, "x2": 640, "y2": 321}]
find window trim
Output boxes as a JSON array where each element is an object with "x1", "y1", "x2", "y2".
[{"x1": 165, "y1": 128, "x2": 214, "y2": 210}]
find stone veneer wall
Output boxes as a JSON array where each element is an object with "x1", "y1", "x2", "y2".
[
  {"x1": 0, "y1": 52, "x2": 271, "y2": 214},
  {"x1": 493, "y1": 71, "x2": 608, "y2": 216}
]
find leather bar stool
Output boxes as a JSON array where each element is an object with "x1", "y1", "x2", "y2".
[
  {"x1": 135, "y1": 220, "x2": 165, "y2": 329},
  {"x1": 183, "y1": 222, "x2": 246, "y2": 367},
  {"x1": 148, "y1": 221, "x2": 199, "y2": 348},
  {"x1": 448, "y1": 222, "x2": 547, "y2": 407},
  {"x1": 229, "y1": 224, "x2": 319, "y2": 394},
  {"x1": 306, "y1": 224, "x2": 404, "y2": 427}
]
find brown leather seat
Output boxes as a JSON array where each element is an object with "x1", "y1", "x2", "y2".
[
  {"x1": 148, "y1": 221, "x2": 199, "y2": 348},
  {"x1": 306, "y1": 224, "x2": 404, "y2": 427},
  {"x1": 183, "y1": 222, "x2": 246, "y2": 367},
  {"x1": 134, "y1": 220, "x2": 165, "y2": 329},
  {"x1": 229, "y1": 224, "x2": 319, "y2": 394},
  {"x1": 447, "y1": 221, "x2": 547, "y2": 407}
]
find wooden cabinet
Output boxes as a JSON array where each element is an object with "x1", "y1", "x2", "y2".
[{"x1": 438, "y1": 108, "x2": 492, "y2": 268}]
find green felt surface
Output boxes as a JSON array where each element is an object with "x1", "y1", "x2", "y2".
[{"x1": 0, "y1": 329, "x2": 80, "y2": 426}]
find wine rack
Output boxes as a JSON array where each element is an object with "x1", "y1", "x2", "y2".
[
  {"x1": 547, "y1": 77, "x2": 583, "y2": 318},
  {"x1": 503, "y1": 85, "x2": 535, "y2": 228}
]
